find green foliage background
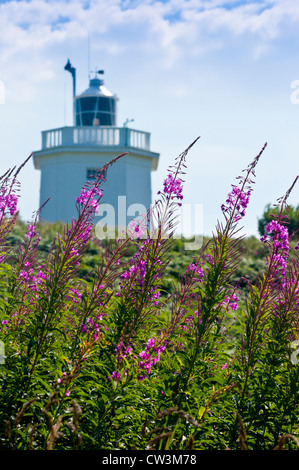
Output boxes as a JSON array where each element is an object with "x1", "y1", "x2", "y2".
[{"x1": 1, "y1": 215, "x2": 298, "y2": 451}]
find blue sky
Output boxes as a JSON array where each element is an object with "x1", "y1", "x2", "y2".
[{"x1": 0, "y1": 0, "x2": 299, "y2": 238}]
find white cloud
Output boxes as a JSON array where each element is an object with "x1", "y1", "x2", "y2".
[
  {"x1": 0, "y1": 0, "x2": 298, "y2": 107},
  {"x1": 0, "y1": 0, "x2": 298, "y2": 76}
]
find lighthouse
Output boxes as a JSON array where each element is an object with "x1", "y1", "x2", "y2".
[{"x1": 33, "y1": 60, "x2": 160, "y2": 228}]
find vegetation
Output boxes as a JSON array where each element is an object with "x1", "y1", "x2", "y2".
[
  {"x1": 1, "y1": 140, "x2": 299, "y2": 451},
  {"x1": 258, "y1": 202, "x2": 299, "y2": 240}
]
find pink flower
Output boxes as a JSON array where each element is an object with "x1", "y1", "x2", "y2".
[
  {"x1": 221, "y1": 185, "x2": 251, "y2": 221},
  {"x1": 128, "y1": 219, "x2": 146, "y2": 239},
  {"x1": 0, "y1": 190, "x2": 18, "y2": 216},
  {"x1": 76, "y1": 187, "x2": 102, "y2": 213},
  {"x1": 19, "y1": 270, "x2": 29, "y2": 282},
  {"x1": 110, "y1": 371, "x2": 121, "y2": 381},
  {"x1": 186, "y1": 262, "x2": 204, "y2": 281},
  {"x1": 219, "y1": 293, "x2": 239, "y2": 311},
  {"x1": 261, "y1": 220, "x2": 289, "y2": 275},
  {"x1": 163, "y1": 174, "x2": 183, "y2": 201},
  {"x1": 70, "y1": 288, "x2": 82, "y2": 303},
  {"x1": 26, "y1": 224, "x2": 38, "y2": 239},
  {"x1": 146, "y1": 337, "x2": 157, "y2": 350}
]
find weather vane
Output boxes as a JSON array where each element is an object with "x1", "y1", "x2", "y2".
[{"x1": 90, "y1": 68, "x2": 104, "y2": 78}]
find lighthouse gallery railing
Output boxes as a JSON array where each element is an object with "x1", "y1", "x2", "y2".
[{"x1": 42, "y1": 126, "x2": 151, "y2": 151}]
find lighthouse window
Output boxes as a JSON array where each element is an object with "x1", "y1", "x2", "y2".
[
  {"x1": 98, "y1": 97, "x2": 113, "y2": 112},
  {"x1": 80, "y1": 97, "x2": 97, "y2": 112},
  {"x1": 81, "y1": 113, "x2": 94, "y2": 126}
]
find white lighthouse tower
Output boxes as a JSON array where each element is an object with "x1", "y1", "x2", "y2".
[{"x1": 33, "y1": 60, "x2": 160, "y2": 228}]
